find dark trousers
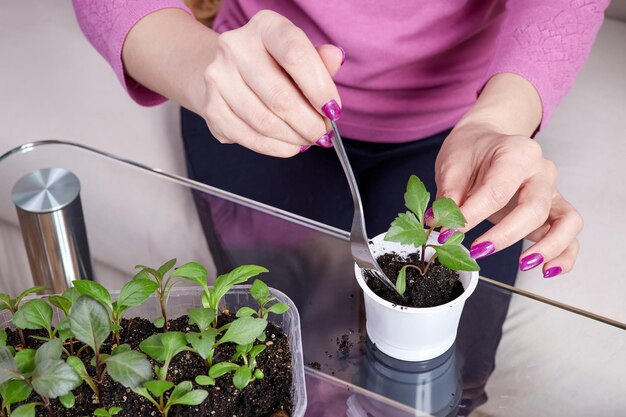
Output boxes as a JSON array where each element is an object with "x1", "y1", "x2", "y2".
[{"x1": 180, "y1": 107, "x2": 521, "y2": 286}]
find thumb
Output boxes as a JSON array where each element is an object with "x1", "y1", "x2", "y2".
[{"x1": 316, "y1": 44, "x2": 345, "y2": 77}]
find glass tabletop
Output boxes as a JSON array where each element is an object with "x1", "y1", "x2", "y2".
[{"x1": 0, "y1": 141, "x2": 624, "y2": 417}]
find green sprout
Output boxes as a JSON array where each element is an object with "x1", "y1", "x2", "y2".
[
  {"x1": 131, "y1": 380, "x2": 207, "y2": 417},
  {"x1": 236, "y1": 279, "x2": 289, "y2": 320},
  {"x1": 384, "y1": 175, "x2": 479, "y2": 295},
  {"x1": 93, "y1": 406, "x2": 122, "y2": 417},
  {"x1": 133, "y1": 259, "x2": 183, "y2": 331},
  {"x1": 0, "y1": 287, "x2": 49, "y2": 347},
  {"x1": 67, "y1": 296, "x2": 153, "y2": 404},
  {"x1": 0, "y1": 339, "x2": 81, "y2": 417},
  {"x1": 208, "y1": 342, "x2": 266, "y2": 390}
]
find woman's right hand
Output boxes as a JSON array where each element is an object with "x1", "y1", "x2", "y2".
[{"x1": 199, "y1": 10, "x2": 344, "y2": 157}]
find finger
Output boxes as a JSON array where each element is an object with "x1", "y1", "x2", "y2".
[
  {"x1": 459, "y1": 141, "x2": 542, "y2": 231},
  {"x1": 542, "y1": 239, "x2": 580, "y2": 278},
  {"x1": 205, "y1": 91, "x2": 301, "y2": 158},
  {"x1": 518, "y1": 195, "x2": 583, "y2": 270},
  {"x1": 237, "y1": 49, "x2": 328, "y2": 144},
  {"x1": 316, "y1": 44, "x2": 344, "y2": 76},
  {"x1": 469, "y1": 165, "x2": 556, "y2": 257},
  {"x1": 216, "y1": 68, "x2": 310, "y2": 146},
  {"x1": 259, "y1": 11, "x2": 342, "y2": 113}
]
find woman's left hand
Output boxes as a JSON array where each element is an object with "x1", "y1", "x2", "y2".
[{"x1": 435, "y1": 120, "x2": 583, "y2": 277}]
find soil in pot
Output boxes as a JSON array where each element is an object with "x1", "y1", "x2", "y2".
[
  {"x1": 4, "y1": 314, "x2": 293, "y2": 417},
  {"x1": 365, "y1": 252, "x2": 464, "y2": 308}
]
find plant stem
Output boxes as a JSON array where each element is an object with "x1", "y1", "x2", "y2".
[
  {"x1": 17, "y1": 328, "x2": 27, "y2": 348},
  {"x1": 43, "y1": 398, "x2": 56, "y2": 417},
  {"x1": 422, "y1": 246, "x2": 438, "y2": 276},
  {"x1": 159, "y1": 292, "x2": 169, "y2": 332},
  {"x1": 94, "y1": 352, "x2": 104, "y2": 405}
]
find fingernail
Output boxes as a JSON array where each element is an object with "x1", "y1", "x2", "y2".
[
  {"x1": 299, "y1": 145, "x2": 311, "y2": 153},
  {"x1": 519, "y1": 252, "x2": 544, "y2": 271},
  {"x1": 322, "y1": 99, "x2": 342, "y2": 121},
  {"x1": 543, "y1": 266, "x2": 562, "y2": 278},
  {"x1": 424, "y1": 207, "x2": 433, "y2": 224},
  {"x1": 315, "y1": 131, "x2": 334, "y2": 148},
  {"x1": 338, "y1": 46, "x2": 346, "y2": 65},
  {"x1": 470, "y1": 241, "x2": 495, "y2": 259},
  {"x1": 438, "y1": 229, "x2": 459, "y2": 244}
]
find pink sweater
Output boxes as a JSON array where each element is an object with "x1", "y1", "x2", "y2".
[{"x1": 72, "y1": 0, "x2": 607, "y2": 142}]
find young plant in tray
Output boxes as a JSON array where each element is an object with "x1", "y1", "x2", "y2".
[
  {"x1": 66, "y1": 296, "x2": 153, "y2": 404},
  {"x1": 0, "y1": 339, "x2": 80, "y2": 416},
  {"x1": 0, "y1": 287, "x2": 49, "y2": 347},
  {"x1": 384, "y1": 175, "x2": 479, "y2": 295},
  {"x1": 236, "y1": 279, "x2": 289, "y2": 320},
  {"x1": 93, "y1": 406, "x2": 122, "y2": 417}
]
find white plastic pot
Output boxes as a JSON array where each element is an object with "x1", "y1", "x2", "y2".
[{"x1": 355, "y1": 232, "x2": 478, "y2": 362}]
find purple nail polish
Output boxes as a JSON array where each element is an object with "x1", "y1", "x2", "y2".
[
  {"x1": 299, "y1": 145, "x2": 311, "y2": 153},
  {"x1": 543, "y1": 266, "x2": 562, "y2": 278},
  {"x1": 315, "y1": 131, "x2": 334, "y2": 148},
  {"x1": 322, "y1": 99, "x2": 342, "y2": 121},
  {"x1": 519, "y1": 252, "x2": 544, "y2": 271},
  {"x1": 438, "y1": 229, "x2": 459, "y2": 244},
  {"x1": 338, "y1": 46, "x2": 346, "y2": 65},
  {"x1": 470, "y1": 241, "x2": 495, "y2": 259},
  {"x1": 424, "y1": 207, "x2": 433, "y2": 224}
]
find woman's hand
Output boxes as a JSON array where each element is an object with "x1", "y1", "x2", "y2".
[
  {"x1": 123, "y1": 9, "x2": 343, "y2": 157},
  {"x1": 200, "y1": 10, "x2": 343, "y2": 157},
  {"x1": 435, "y1": 122, "x2": 583, "y2": 278}
]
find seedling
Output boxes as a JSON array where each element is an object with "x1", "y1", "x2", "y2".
[
  {"x1": 131, "y1": 380, "x2": 207, "y2": 417},
  {"x1": 73, "y1": 278, "x2": 158, "y2": 343},
  {"x1": 139, "y1": 332, "x2": 189, "y2": 381},
  {"x1": 236, "y1": 279, "x2": 289, "y2": 320},
  {"x1": 67, "y1": 296, "x2": 152, "y2": 404},
  {"x1": 0, "y1": 379, "x2": 32, "y2": 417},
  {"x1": 12, "y1": 299, "x2": 56, "y2": 342},
  {"x1": 195, "y1": 316, "x2": 268, "y2": 386},
  {"x1": 0, "y1": 339, "x2": 80, "y2": 417},
  {"x1": 0, "y1": 287, "x2": 49, "y2": 347},
  {"x1": 93, "y1": 407, "x2": 122, "y2": 417},
  {"x1": 185, "y1": 307, "x2": 218, "y2": 369},
  {"x1": 174, "y1": 264, "x2": 268, "y2": 327},
  {"x1": 133, "y1": 259, "x2": 182, "y2": 330},
  {"x1": 384, "y1": 175, "x2": 479, "y2": 295},
  {"x1": 208, "y1": 343, "x2": 266, "y2": 390}
]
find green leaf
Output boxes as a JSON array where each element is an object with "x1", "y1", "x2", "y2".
[
  {"x1": 105, "y1": 350, "x2": 153, "y2": 388},
  {"x1": 209, "y1": 362, "x2": 240, "y2": 378},
  {"x1": 404, "y1": 175, "x2": 430, "y2": 223},
  {"x1": 111, "y1": 344, "x2": 131, "y2": 355},
  {"x1": 153, "y1": 317, "x2": 165, "y2": 329},
  {"x1": 109, "y1": 407, "x2": 122, "y2": 416},
  {"x1": 139, "y1": 332, "x2": 187, "y2": 362},
  {"x1": 443, "y1": 231, "x2": 465, "y2": 246},
  {"x1": 249, "y1": 344, "x2": 266, "y2": 362},
  {"x1": 235, "y1": 307, "x2": 256, "y2": 318},
  {"x1": 16, "y1": 286, "x2": 50, "y2": 306},
  {"x1": 433, "y1": 245, "x2": 480, "y2": 272},
  {"x1": 14, "y1": 349, "x2": 35, "y2": 375},
  {"x1": 13, "y1": 299, "x2": 53, "y2": 332},
  {"x1": 0, "y1": 294, "x2": 11, "y2": 312},
  {"x1": 250, "y1": 279, "x2": 270, "y2": 304},
  {"x1": 432, "y1": 198, "x2": 467, "y2": 229},
  {"x1": 132, "y1": 269, "x2": 152, "y2": 282},
  {"x1": 57, "y1": 317, "x2": 74, "y2": 339},
  {"x1": 211, "y1": 266, "x2": 268, "y2": 308},
  {"x1": 187, "y1": 307, "x2": 216, "y2": 331},
  {"x1": 0, "y1": 379, "x2": 31, "y2": 405},
  {"x1": 62, "y1": 287, "x2": 81, "y2": 305},
  {"x1": 117, "y1": 279, "x2": 159, "y2": 310},
  {"x1": 144, "y1": 380, "x2": 174, "y2": 397},
  {"x1": 384, "y1": 212, "x2": 427, "y2": 247},
  {"x1": 158, "y1": 258, "x2": 178, "y2": 277},
  {"x1": 47, "y1": 295, "x2": 72, "y2": 316},
  {"x1": 11, "y1": 403, "x2": 36, "y2": 417},
  {"x1": 172, "y1": 262, "x2": 208, "y2": 287},
  {"x1": 31, "y1": 359, "x2": 80, "y2": 398},
  {"x1": 93, "y1": 408, "x2": 110, "y2": 417},
  {"x1": 195, "y1": 375, "x2": 215, "y2": 386},
  {"x1": 186, "y1": 329, "x2": 217, "y2": 360},
  {"x1": 168, "y1": 381, "x2": 208, "y2": 406},
  {"x1": 130, "y1": 387, "x2": 160, "y2": 408},
  {"x1": 218, "y1": 317, "x2": 268, "y2": 346},
  {"x1": 0, "y1": 330, "x2": 6, "y2": 347},
  {"x1": 266, "y1": 303, "x2": 289, "y2": 316},
  {"x1": 396, "y1": 266, "x2": 407, "y2": 296},
  {"x1": 59, "y1": 391, "x2": 75, "y2": 408},
  {"x1": 233, "y1": 366, "x2": 252, "y2": 390},
  {"x1": 254, "y1": 368, "x2": 264, "y2": 379},
  {"x1": 66, "y1": 356, "x2": 89, "y2": 379},
  {"x1": 35, "y1": 339, "x2": 62, "y2": 366},
  {"x1": 72, "y1": 281, "x2": 113, "y2": 311},
  {"x1": 69, "y1": 296, "x2": 111, "y2": 352},
  {"x1": 0, "y1": 347, "x2": 17, "y2": 384}
]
